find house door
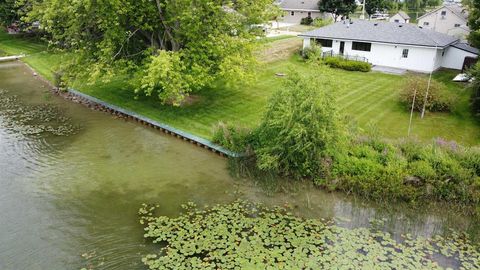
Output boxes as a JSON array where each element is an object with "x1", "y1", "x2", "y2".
[{"x1": 339, "y1": 41, "x2": 345, "y2": 55}]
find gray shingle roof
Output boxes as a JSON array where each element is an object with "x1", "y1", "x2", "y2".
[
  {"x1": 396, "y1": 11, "x2": 410, "y2": 20},
  {"x1": 452, "y1": 43, "x2": 479, "y2": 55},
  {"x1": 276, "y1": 0, "x2": 320, "y2": 11},
  {"x1": 299, "y1": 20, "x2": 459, "y2": 48}
]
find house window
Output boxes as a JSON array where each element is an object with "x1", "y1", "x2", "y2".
[
  {"x1": 308, "y1": 12, "x2": 312, "y2": 17},
  {"x1": 394, "y1": 19, "x2": 400, "y2": 23},
  {"x1": 315, "y1": 38, "x2": 333, "y2": 47},
  {"x1": 352, "y1": 42, "x2": 372, "y2": 52},
  {"x1": 291, "y1": 11, "x2": 295, "y2": 16},
  {"x1": 402, "y1": 49, "x2": 409, "y2": 58},
  {"x1": 423, "y1": 22, "x2": 430, "y2": 26},
  {"x1": 441, "y1": 10, "x2": 447, "y2": 16},
  {"x1": 454, "y1": 24, "x2": 460, "y2": 27}
]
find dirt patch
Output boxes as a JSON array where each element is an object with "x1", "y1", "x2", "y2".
[
  {"x1": 179, "y1": 94, "x2": 202, "y2": 107},
  {"x1": 257, "y1": 38, "x2": 303, "y2": 63}
]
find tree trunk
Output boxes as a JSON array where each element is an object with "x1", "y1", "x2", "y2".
[{"x1": 154, "y1": 0, "x2": 179, "y2": 51}]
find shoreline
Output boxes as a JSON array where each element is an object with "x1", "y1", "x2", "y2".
[{"x1": 19, "y1": 60, "x2": 239, "y2": 158}]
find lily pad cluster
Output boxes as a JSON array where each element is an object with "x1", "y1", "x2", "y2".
[
  {"x1": 0, "y1": 89, "x2": 80, "y2": 136},
  {"x1": 140, "y1": 201, "x2": 480, "y2": 270}
]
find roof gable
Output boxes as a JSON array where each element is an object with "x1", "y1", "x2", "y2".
[
  {"x1": 418, "y1": 4, "x2": 468, "y2": 21},
  {"x1": 397, "y1": 11, "x2": 410, "y2": 20},
  {"x1": 300, "y1": 20, "x2": 459, "y2": 48}
]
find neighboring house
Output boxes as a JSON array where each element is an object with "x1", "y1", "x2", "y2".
[
  {"x1": 300, "y1": 20, "x2": 478, "y2": 72},
  {"x1": 417, "y1": 4, "x2": 469, "y2": 40},
  {"x1": 389, "y1": 11, "x2": 410, "y2": 23},
  {"x1": 276, "y1": 0, "x2": 325, "y2": 24}
]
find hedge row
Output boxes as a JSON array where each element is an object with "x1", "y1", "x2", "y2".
[{"x1": 324, "y1": 57, "x2": 372, "y2": 72}]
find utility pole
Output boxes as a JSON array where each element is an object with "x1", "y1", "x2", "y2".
[{"x1": 421, "y1": 43, "x2": 438, "y2": 118}]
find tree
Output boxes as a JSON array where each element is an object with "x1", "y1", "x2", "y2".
[
  {"x1": 26, "y1": 0, "x2": 276, "y2": 105},
  {"x1": 318, "y1": 0, "x2": 357, "y2": 21},
  {"x1": 365, "y1": 0, "x2": 388, "y2": 16},
  {"x1": 253, "y1": 67, "x2": 344, "y2": 179},
  {"x1": 0, "y1": 0, "x2": 17, "y2": 26},
  {"x1": 468, "y1": 62, "x2": 480, "y2": 120},
  {"x1": 466, "y1": 0, "x2": 480, "y2": 48},
  {"x1": 0, "y1": 0, "x2": 34, "y2": 27}
]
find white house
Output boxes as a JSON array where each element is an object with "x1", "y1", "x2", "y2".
[
  {"x1": 417, "y1": 4, "x2": 469, "y2": 40},
  {"x1": 300, "y1": 20, "x2": 478, "y2": 73},
  {"x1": 389, "y1": 11, "x2": 410, "y2": 23},
  {"x1": 276, "y1": 0, "x2": 325, "y2": 24}
]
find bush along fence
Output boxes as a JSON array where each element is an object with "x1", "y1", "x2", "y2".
[{"x1": 66, "y1": 89, "x2": 241, "y2": 158}]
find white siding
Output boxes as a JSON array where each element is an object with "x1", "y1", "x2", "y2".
[
  {"x1": 303, "y1": 38, "x2": 442, "y2": 73},
  {"x1": 442, "y1": 47, "x2": 478, "y2": 70},
  {"x1": 389, "y1": 14, "x2": 409, "y2": 24}
]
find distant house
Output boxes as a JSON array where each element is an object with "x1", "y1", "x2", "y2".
[
  {"x1": 276, "y1": 0, "x2": 325, "y2": 24},
  {"x1": 389, "y1": 11, "x2": 410, "y2": 24},
  {"x1": 417, "y1": 4, "x2": 469, "y2": 40},
  {"x1": 300, "y1": 20, "x2": 478, "y2": 72}
]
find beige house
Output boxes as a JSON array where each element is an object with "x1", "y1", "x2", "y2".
[
  {"x1": 417, "y1": 4, "x2": 469, "y2": 40},
  {"x1": 389, "y1": 11, "x2": 410, "y2": 24},
  {"x1": 276, "y1": 0, "x2": 325, "y2": 24}
]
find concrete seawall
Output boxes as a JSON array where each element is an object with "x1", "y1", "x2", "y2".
[
  {"x1": 0, "y1": 55, "x2": 25, "y2": 62},
  {"x1": 66, "y1": 89, "x2": 241, "y2": 158},
  {"x1": 18, "y1": 61, "x2": 240, "y2": 158}
]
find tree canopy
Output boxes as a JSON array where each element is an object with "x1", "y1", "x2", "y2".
[
  {"x1": 466, "y1": 0, "x2": 480, "y2": 48},
  {"x1": 25, "y1": 0, "x2": 276, "y2": 105},
  {"x1": 365, "y1": 0, "x2": 388, "y2": 16},
  {"x1": 318, "y1": 0, "x2": 357, "y2": 21}
]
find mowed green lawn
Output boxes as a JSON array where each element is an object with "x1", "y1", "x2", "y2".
[{"x1": 1, "y1": 31, "x2": 479, "y2": 145}]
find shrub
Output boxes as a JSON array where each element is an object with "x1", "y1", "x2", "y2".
[
  {"x1": 53, "y1": 70, "x2": 68, "y2": 91},
  {"x1": 254, "y1": 68, "x2": 345, "y2": 179},
  {"x1": 302, "y1": 42, "x2": 322, "y2": 62},
  {"x1": 312, "y1": 17, "x2": 334, "y2": 28},
  {"x1": 399, "y1": 75, "x2": 454, "y2": 112},
  {"x1": 300, "y1": 16, "x2": 313, "y2": 25},
  {"x1": 323, "y1": 57, "x2": 371, "y2": 72},
  {"x1": 212, "y1": 122, "x2": 252, "y2": 153}
]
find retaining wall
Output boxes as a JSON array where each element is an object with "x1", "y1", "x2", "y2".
[{"x1": 66, "y1": 89, "x2": 241, "y2": 158}]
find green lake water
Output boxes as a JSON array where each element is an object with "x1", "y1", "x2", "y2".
[{"x1": 0, "y1": 62, "x2": 479, "y2": 269}]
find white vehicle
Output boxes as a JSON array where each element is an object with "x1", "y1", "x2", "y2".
[{"x1": 370, "y1": 13, "x2": 389, "y2": 20}]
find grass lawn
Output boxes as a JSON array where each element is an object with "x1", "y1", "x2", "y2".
[{"x1": 1, "y1": 31, "x2": 479, "y2": 145}]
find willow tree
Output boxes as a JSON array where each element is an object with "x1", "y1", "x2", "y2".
[{"x1": 27, "y1": 0, "x2": 277, "y2": 105}]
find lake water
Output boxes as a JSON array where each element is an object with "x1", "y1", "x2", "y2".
[{"x1": 0, "y1": 61, "x2": 478, "y2": 269}]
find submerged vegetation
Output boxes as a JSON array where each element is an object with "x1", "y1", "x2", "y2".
[
  {"x1": 0, "y1": 89, "x2": 79, "y2": 136},
  {"x1": 140, "y1": 201, "x2": 480, "y2": 269}
]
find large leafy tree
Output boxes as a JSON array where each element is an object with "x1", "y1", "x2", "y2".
[
  {"x1": 27, "y1": 0, "x2": 276, "y2": 105},
  {"x1": 466, "y1": 0, "x2": 480, "y2": 48},
  {"x1": 365, "y1": 0, "x2": 388, "y2": 16},
  {"x1": 0, "y1": 0, "x2": 17, "y2": 25},
  {"x1": 0, "y1": 0, "x2": 34, "y2": 26},
  {"x1": 469, "y1": 62, "x2": 480, "y2": 120},
  {"x1": 318, "y1": 0, "x2": 357, "y2": 21}
]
